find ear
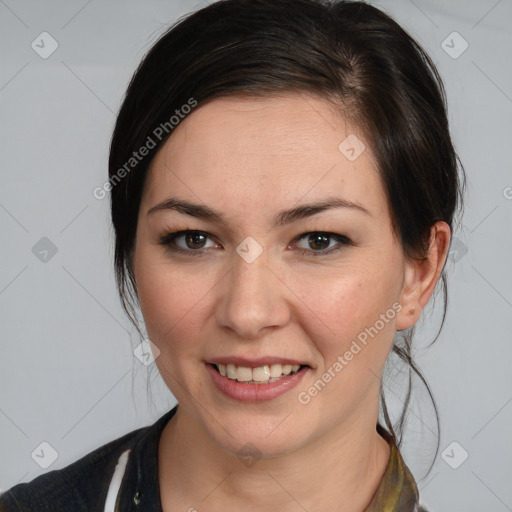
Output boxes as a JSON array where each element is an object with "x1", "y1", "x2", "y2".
[{"x1": 396, "y1": 221, "x2": 451, "y2": 331}]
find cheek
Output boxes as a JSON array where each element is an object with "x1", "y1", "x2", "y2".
[
  {"x1": 295, "y1": 257, "x2": 401, "y2": 364},
  {"x1": 134, "y1": 248, "x2": 209, "y2": 350}
]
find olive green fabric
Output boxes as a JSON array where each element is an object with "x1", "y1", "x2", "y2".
[{"x1": 364, "y1": 425, "x2": 427, "y2": 512}]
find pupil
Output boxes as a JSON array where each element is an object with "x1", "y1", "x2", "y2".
[
  {"x1": 187, "y1": 233, "x2": 205, "y2": 249},
  {"x1": 310, "y1": 234, "x2": 329, "y2": 250}
]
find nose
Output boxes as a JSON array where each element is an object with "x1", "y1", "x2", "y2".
[{"x1": 215, "y1": 248, "x2": 291, "y2": 340}]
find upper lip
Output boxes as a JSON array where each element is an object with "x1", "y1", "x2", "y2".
[{"x1": 206, "y1": 356, "x2": 311, "y2": 367}]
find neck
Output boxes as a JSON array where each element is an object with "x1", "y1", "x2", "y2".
[{"x1": 158, "y1": 407, "x2": 390, "y2": 512}]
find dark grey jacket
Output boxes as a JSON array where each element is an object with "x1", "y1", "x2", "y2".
[{"x1": 0, "y1": 407, "x2": 175, "y2": 511}]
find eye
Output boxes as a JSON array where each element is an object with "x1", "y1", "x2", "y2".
[
  {"x1": 293, "y1": 231, "x2": 352, "y2": 256},
  {"x1": 159, "y1": 229, "x2": 352, "y2": 258},
  {"x1": 159, "y1": 230, "x2": 219, "y2": 256}
]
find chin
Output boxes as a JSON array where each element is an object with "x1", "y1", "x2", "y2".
[
  {"x1": 201, "y1": 402, "x2": 312, "y2": 458},
  {"x1": 215, "y1": 423, "x2": 307, "y2": 461}
]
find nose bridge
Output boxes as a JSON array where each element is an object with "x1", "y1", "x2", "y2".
[{"x1": 217, "y1": 243, "x2": 289, "y2": 338}]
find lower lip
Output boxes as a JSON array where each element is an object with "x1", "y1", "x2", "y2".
[{"x1": 206, "y1": 363, "x2": 309, "y2": 403}]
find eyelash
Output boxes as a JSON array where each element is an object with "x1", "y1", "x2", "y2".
[{"x1": 158, "y1": 230, "x2": 352, "y2": 257}]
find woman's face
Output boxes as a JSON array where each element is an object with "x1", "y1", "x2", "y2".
[{"x1": 133, "y1": 93, "x2": 415, "y2": 457}]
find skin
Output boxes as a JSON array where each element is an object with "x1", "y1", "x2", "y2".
[{"x1": 132, "y1": 93, "x2": 450, "y2": 512}]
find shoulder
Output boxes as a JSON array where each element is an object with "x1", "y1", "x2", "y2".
[{"x1": 0, "y1": 424, "x2": 150, "y2": 512}]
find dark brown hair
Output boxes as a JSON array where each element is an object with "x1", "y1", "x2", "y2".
[{"x1": 108, "y1": 0, "x2": 465, "y2": 463}]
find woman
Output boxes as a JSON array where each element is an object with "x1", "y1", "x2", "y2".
[{"x1": 0, "y1": 0, "x2": 464, "y2": 510}]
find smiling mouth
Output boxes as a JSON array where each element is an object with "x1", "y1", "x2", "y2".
[{"x1": 211, "y1": 363, "x2": 308, "y2": 384}]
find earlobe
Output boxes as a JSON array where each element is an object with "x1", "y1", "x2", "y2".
[{"x1": 396, "y1": 221, "x2": 451, "y2": 331}]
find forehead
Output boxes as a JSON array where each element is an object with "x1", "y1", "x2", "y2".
[{"x1": 142, "y1": 94, "x2": 388, "y2": 220}]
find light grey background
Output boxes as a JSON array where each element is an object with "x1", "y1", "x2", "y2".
[{"x1": 1, "y1": 0, "x2": 511, "y2": 510}]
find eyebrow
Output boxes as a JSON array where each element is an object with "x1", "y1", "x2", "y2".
[{"x1": 147, "y1": 196, "x2": 371, "y2": 228}]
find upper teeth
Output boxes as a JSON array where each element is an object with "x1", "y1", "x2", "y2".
[{"x1": 217, "y1": 363, "x2": 301, "y2": 383}]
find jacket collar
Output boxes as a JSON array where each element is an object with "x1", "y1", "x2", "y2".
[{"x1": 117, "y1": 406, "x2": 177, "y2": 511}]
